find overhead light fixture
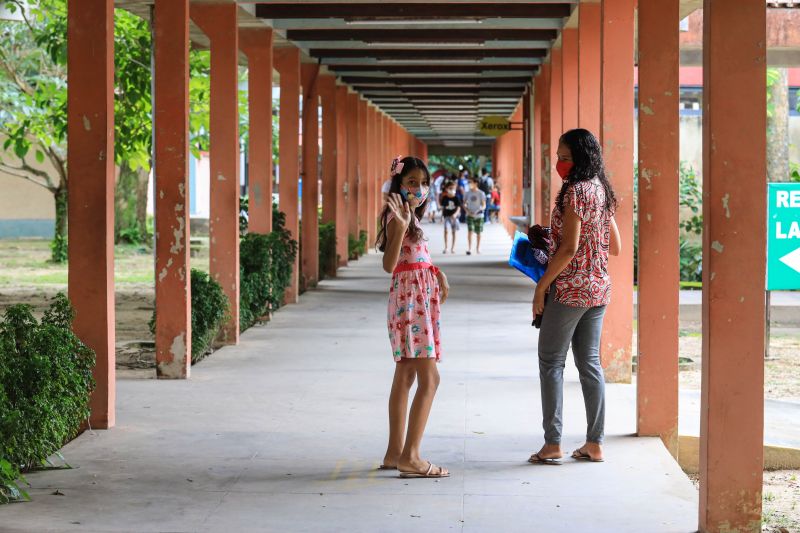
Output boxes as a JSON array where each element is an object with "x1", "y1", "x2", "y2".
[
  {"x1": 376, "y1": 59, "x2": 480, "y2": 65},
  {"x1": 346, "y1": 18, "x2": 484, "y2": 26}
]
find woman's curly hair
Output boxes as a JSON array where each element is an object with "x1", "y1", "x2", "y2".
[
  {"x1": 555, "y1": 128, "x2": 617, "y2": 215},
  {"x1": 375, "y1": 156, "x2": 431, "y2": 252}
]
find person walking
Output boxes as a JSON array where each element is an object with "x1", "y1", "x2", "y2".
[
  {"x1": 439, "y1": 181, "x2": 462, "y2": 254},
  {"x1": 528, "y1": 129, "x2": 622, "y2": 466},
  {"x1": 478, "y1": 168, "x2": 494, "y2": 223},
  {"x1": 463, "y1": 177, "x2": 487, "y2": 255}
]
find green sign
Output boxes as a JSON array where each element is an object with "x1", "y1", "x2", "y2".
[{"x1": 767, "y1": 183, "x2": 800, "y2": 290}]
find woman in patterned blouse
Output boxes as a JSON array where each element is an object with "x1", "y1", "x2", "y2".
[{"x1": 528, "y1": 129, "x2": 622, "y2": 466}]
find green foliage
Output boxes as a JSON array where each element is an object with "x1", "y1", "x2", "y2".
[
  {"x1": 348, "y1": 230, "x2": 368, "y2": 260},
  {"x1": 318, "y1": 222, "x2": 336, "y2": 280},
  {"x1": 634, "y1": 161, "x2": 704, "y2": 283},
  {"x1": 48, "y1": 232, "x2": 67, "y2": 263},
  {"x1": 0, "y1": 293, "x2": 95, "y2": 503},
  {"x1": 238, "y1": 202, "x2": 299, "y2": 331},
  {"x1": 428, "y1": 155, "x2": 489, "y2": 178},
  {"x1": 149, "y1": 269, "x2": 228, "y2": 363},
  {"x1": 790, "y1": 162, "x2": 800, "y2": 183}
]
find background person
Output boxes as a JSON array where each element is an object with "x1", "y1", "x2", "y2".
[
  {"x1": 464, "y1": 177, "x2": 487, "y2": 255},
  {"x1": 439, "y1": 181, "x2": 462, "y2": 254}
]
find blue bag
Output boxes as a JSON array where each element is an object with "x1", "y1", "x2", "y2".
[{"x1": 509, "y1": 231, "x2": 548, "y2": 283}]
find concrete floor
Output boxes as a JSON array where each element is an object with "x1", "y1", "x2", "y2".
[{"x1": 1, "y1": 222, "x2": 699, "y2": 533}]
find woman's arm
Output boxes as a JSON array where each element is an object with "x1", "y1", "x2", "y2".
[
  {"x1": 533, "y1": 205, "x2": 581, "y2": 315},
  {"x1": 609, "y1": 216, "x2": 621, "y2": 256},
  {"x1": 382, "y1": 194, "x2": 410, "y2": 273}
]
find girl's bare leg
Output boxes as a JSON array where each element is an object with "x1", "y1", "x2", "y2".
[
  {"x1": 397, "y1": 359, "x2": 448, "y2": 476},
  {"x1": 443, "y1": 226, "x2": 449, "y2": 253},
  {"x1": 384, "y1": 362, "x2": 416, "y2": 467}
]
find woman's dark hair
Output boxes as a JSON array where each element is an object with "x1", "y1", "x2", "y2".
[
  {"x1": 376, "y1": 156, "x2": 431, "y2": 252},
  {"x1": 556, "y1": 128, "x2": 618, "y2": 215}
]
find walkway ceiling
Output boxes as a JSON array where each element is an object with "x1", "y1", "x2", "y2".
[{"x1": 255, "y1": 2, "x2": 574, "y2": 151}]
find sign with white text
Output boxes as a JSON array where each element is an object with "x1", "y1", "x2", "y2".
[{"x1": 767, "y1": 183, "x2": 800, "y2": 290}]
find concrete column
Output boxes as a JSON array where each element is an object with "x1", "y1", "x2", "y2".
[
  {"x1": 67, "y1": 0, "x2": 115, "y2": 428},
  {"x1": 366, "y1": 106, "x2": 377, "y2": 244},
  {"x1": 599, "y1": 0, "x2": 635, "y2": 383},
  {"x1": 549, "y1": 50, "x2": 563, "y2": 218},
  {"x1": 301, "y1": 64, "x2": 320, "y2": 290},
  {"x1": 538, "y1": 63, "x2": 551, "y2": 223},
  {"x1": 636, "y1": 0, "x2": 679, "y2": 457},
  {"x1": 191, "y1": 5, "x2": 240, "y2": 342},
  {"x1": 561, "y1": 28, "x2": 579, "y2": 131},
  {"x1": 240, "y1": 28, "x2": 274, "y2": 235},
  {"x1": 699, "y1": 2, "x2": 766, "y2": 531},
  {"x1": 578, "y1": 2, "x2": 602, "y2": 135},
  {"x1": 153, "y1": 0, "x2": 191, "y2": 379},
  {"x1": 346, "y1": 92, "x2": 360, "y2": 243},
  {"x1": 533, "y1": 73, "x2": 543, "y2": 225},
  {"x1": 274, "y1": 47, "x2": 301, "y2": 304},
  {"x1": 335, "y1": 85, "x2": 349, "y2": 267},
  {"x1": 319, "y1": 74, "x2": 337, "y2": 276},
  {"x1": 357, "y1": 99, "x2": 368, "y2": 238}
]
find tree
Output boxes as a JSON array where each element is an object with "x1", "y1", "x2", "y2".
[
  {"x1": 427, "y1": 154, "x2": 488, "y2": 179},
  {"x1": 767, "y1": 67, "x2": 790, "y2": 183},
  {"x1": 0, "y1": 0, "x2": 68, "y2": 261}
]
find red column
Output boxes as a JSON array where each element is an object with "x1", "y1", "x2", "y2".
[
  {"x1": 636, "y1": 0, "x2": 679, "y2": 456},
  {"x1": 549, "y1": 50, "x2": 563, "y2": 218},
  {"x1": 274, "y1": 47, "x2": 301, "y2": 303},
  {"x1": 301, "y1": 64, "x2": 320, "y2": 289},
  {"x1": 319, "y1": 74, "x2": 337, "y2": 276},
  {"x1": 335, "y1": 86, "x2": 349, "y2": 267},
  {"x1": 191, "y1": 5, "x2": 240, "y2": 341},
  {"x1": 357, "y1": 98, "x2": 368, "y2": 238},
  {"x1": 699, "y1": 2, "x2": 766, "y2": 530},
  {"x1": 599, "y1": 0, "x2": 635, "y2": 383},
  {"x1": 561, "y1": 28, "x2": 579, "y2": 131},
  {"x1": 538, "y1": 63, "x2": 552, "y2": 223},
  {"x1": 346, "y1": 92, "x2": 360, "y2": 244},
  {"x1": 578, "y1": 2, "x2": 602, "y2": 135},
  {"x1": 533, "y1": 73, "x2": 543, "y2": 225},
  {"x1": 153, "y1": 0, "x2": 191, "y2": 379},
  {"x1": 240, "y1": 28, "x2": 273, "y2": 234},
  {"x1": 67, "y1": 0, "x2": 115, "y2": 428},
  {"x1": 366, "y1": 106, "x2": 377, "y2": 244}
]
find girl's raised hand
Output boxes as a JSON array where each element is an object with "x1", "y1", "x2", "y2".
[{"x1": 387, "y1": 193, "x2": 412, "y2": 228}]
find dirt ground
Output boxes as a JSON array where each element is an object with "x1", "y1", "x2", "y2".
[
  {"x1": 688, "y1": 471, "x2": 800, "y2": 532},
  {"x1": 676, "y1": 331, "x2": 800, "y2": 402},
  {"x1": 0, "y1": 239, "x2": 209, "y2": 377}
]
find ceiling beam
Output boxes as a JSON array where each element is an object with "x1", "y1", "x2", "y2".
[
  {"x1": 310, "y1": 48, "x2": 547, "y2": 59},
  {"x1": 256, "y1": 3, "x2": 572, "y2": 19},
  {"x1": 342, "y1": 76, "x2": 531, "y2": 85},
  {"x1": 285, "y1": 28, "x2": 558, "y2": 41}
]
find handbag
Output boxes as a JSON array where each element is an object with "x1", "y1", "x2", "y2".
[{"x1": 508, "y1": 231, "x2": 548, "y2": 283}]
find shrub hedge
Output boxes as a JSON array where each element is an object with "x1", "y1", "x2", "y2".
[{"x1": 0, "y1": 294, "x2": 95, "y2": 503}]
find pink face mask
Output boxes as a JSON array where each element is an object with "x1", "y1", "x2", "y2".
[{"x1": 556, "y1": 160, "x2": 574, "y2": 180}]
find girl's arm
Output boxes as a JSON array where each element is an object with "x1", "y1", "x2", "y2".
[
  {"x1": 609, "y1": 216, "x2": 621, "y2": 256},
  {"x1": 533, "y1": 205, "x2": 581, "y2": 315},
  {"x1": 382, "y1": 194, "x2": 411, "y2": 274}
]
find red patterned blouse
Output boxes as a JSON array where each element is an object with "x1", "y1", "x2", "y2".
[{"x1": 548, "y1": 178, "x2": 613, "y2": 308}]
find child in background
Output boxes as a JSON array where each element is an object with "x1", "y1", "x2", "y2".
[
  {"x1": 439, "y1": 181, "x2": 462, "y2": 254},
  {"x1": 464, "y1": 177, "x2": 487, "y2": 255}
]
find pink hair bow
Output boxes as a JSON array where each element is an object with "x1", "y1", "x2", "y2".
[{"x1": 390, "y1": 155, "x2": 405, "y2": 177}]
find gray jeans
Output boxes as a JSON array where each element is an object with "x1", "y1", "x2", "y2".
[{"x1": 538, "y1": 289, "x2": 607, "y2": 445}]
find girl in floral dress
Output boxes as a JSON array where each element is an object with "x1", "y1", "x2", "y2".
[{"x1": 376, "y1": 156, "x2": 450, "y2": 479}]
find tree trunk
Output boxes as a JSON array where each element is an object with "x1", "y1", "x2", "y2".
[
  {"x1": 767, "y1": 68, "x2": 790, "y2": 182},
  {"x1": 51, "y1": 186, "x2": 68, "y2": 263},
  {"x1": 135, "y1": 166, "x2": 150, "y2": 243},
  {"x1": 115, "y1": 161, "x2": 140, "y2": 243}
]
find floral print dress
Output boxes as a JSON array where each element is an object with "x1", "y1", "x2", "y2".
[{"x1": 387, "y1": 217, "x2": 442, "y2": 362}]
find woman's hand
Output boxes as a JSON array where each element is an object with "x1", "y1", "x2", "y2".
[
  {"x1": 387, "y1": 193, "x2": 411, "y2": 228},
  {"x1": 436, "y1": 270, "x2": 450, "y2": 304},
  {"x1": 533, "y1": 284, "x2": 547, "y2": 317}
]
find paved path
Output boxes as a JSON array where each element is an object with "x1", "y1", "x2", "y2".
[{"x1": 1, "y1": 222, "x2": 698, "y2": 533}]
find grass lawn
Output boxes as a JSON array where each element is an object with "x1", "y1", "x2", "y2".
[{"x1": 0, "y1": 238, "x2": 208, "y2": 286}]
